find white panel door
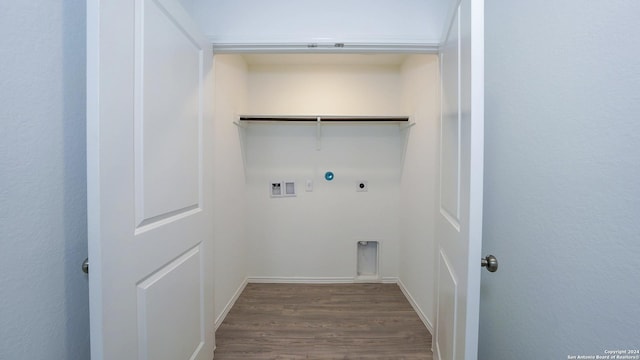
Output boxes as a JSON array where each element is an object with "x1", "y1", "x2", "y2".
[
  {"x1": 87, "y1": 0, "x2": 214, "y2": 359},
  {"x1": 435, "y1": 0, "x2": 484, "y2": 359}
]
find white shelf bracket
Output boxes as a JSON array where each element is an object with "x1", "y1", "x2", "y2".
[
  {"x1": 316, "y1": 116, "x2": 322, "y2": 151},
  {"x1": 400, "y1": 121, "x2": 416, "y2": 130}
]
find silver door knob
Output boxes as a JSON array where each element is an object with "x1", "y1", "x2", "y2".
[
  {"x1": 82, "y1": 258, "x2": 89, "y2": 274},
  {"x1": 481, "y1": 255, "x2": 498, "y2": 272}
]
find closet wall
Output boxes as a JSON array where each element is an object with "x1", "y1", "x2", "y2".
[
  {"x1": 398, "y1": 55, "x2": 441, "y2": 328},
  {"x1": 244, "y1": 55, "x2": 406, "y2": 281},
  {"x1": 246, "y1": 55, "x2": 404, "y2": 115},
  {"x1": 245, "y1": 123, "x2": 402, "y2": 280},
  {"x1": 211, "y1": 55, "x2": 249, "y2": 324},
  {"x1": 212, "y1": 53, "x2": 440, "y2": 326}
]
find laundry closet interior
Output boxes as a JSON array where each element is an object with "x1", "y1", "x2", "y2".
[
  {"x1": 170, "y1": 0, "x2": 461, "y2": 337},
  {"x1": 207, "y1": 47, "x2": 441, "y2": 329}
]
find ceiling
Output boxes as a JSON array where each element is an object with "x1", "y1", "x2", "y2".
[{"x1": 184, "y1": 0, "x2": 454, "y2": 47}]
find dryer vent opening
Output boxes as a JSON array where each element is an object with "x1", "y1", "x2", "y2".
[{"x1": 357, "y1": 241, "x2": 379, "y2": 280}]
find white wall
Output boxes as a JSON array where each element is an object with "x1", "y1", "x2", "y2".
[
  {"x1": 246, "y1": 56, "x2": 403, "y2": 115},
  {"x1": 245, "y1": 125, "x2": 403, "y2": 280},
  {"x1": 243, "y1": 58, "x2": 405, "y2": 280},
  {"x1": 481, "y1": 1, "x2": 640, "y2": 358},
  {"x1": 186, "y1": 0, "x2": 449, "y2": 45},
  {"x1": 212, "y1": 55, "x2": 249, "y2": 323},
  {"x1": 0, "y1": 1, "x2": 90, "y2": 359},
  {"x1": 398, "y1": 55, "x2": 440, "y2": 329}
]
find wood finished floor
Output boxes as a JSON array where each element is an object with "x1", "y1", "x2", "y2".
[{"x1": 214, "y1": 283, "x2": 433, "y2": 359}]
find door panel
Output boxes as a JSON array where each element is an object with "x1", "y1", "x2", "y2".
[
  {"x1": 87, "y1": 0, "x2": 214, "y2": 359},
  {"x1": 440, "y1": 8, "x2": 461, "y2": 229},
  {"x1": 436, "y1": 250, "x2": 458, "y2": 360},
  {"x1": 137, "y1": 246, "x2": 203, "y2": 360},
  {"x1": 136, "y1": 0, "x2": 203, "y2": 226},
  {"x1": 435, "y1": 0, "x2": 484, "y2": 359}
]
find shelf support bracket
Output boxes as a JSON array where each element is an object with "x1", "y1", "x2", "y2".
[
  {"x1": 400, "y1": 121, "x2": 416, "y2": 130},
  {"x1": 316, "y1": 117, "x2": 322, "y2": 151}
]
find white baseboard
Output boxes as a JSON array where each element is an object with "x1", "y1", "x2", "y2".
[
  {"x1": 247, "y1": 276, "x2": 354, "y2": 284},
  {"x1": 397, "y1": 278, "x2": 434, "y2": 334},
  {"x1": 247, "y1": 276, "x2": 400, "y2": 284},
  {"x1": 214, "y1": 277, "x2": 248, "y2": 330}
]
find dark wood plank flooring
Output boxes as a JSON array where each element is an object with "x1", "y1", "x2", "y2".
[{"x1": 214, "y1": 283, "x2": 433, "y2": 359}]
